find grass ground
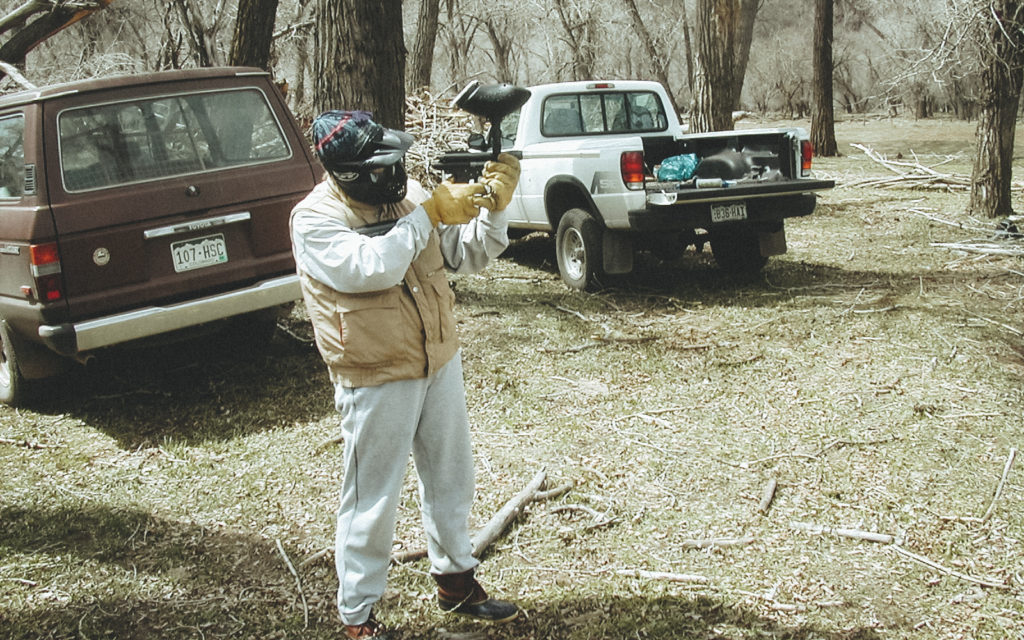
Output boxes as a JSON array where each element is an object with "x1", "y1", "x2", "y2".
[{"x1": 1, "y1": 116, "x2": 1022, "y2": 639}]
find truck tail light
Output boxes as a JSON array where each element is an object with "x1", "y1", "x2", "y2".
[
  {"x1": 29, "y1": 242, "x2": 64, "y2": 302},
  {"x1": 621, "y1": 151, "x2": 646, "y2": 190},
  {"x1": 801, "y1": 140, "x2": 813, "y2": 176}
]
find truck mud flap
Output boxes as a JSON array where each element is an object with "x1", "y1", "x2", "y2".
[{"x1": 603, "y1": 230, "x2": 633, "y2": 274}]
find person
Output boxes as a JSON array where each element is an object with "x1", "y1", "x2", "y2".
[{"x1": 289, "y1": 110, "x2": 521, "y2": 640}]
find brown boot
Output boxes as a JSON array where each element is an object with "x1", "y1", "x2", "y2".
[
  {"x1": 343, "y1": 611, "x2": 393, "y2": 639},
  {"x1": 433, "y1": 569, "x2": 519, "y2": 623}
]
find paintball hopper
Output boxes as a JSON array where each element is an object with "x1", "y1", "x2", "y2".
[{"x1": 452, "y1": 80, "x2": 531, "y2": 157}]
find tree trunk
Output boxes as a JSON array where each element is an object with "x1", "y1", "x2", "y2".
[
  {"x1": 483, "y1": 18, "x2": 514, "y2": 83},
  {"x1": 314, "y1": 0, "x2": 406, "y2": 130},
  {"x1": 811, "y1": 0, "x2": 838, "y2": 156},
  {"x1": 622, "y1": 0, "x2": 682, "y2": 117},
  {"x1": 731, "y1": 0, "x2": 760, "y2": 108},
  {"x1": 690, "y1": 0, "x2": 738, "y2": 132},
  {"x1": 0, "y1": 0, "x2": 113, "y2": 71},
  {"x1": 409, "y1": 0, "x2": 440, "y2": 91},
  {"x1": 172, "y1": 0, "x2": 218, "y2": 67},
  {"x1": 680, "y1": 0, "x2": 693, "y2": 89},
  {"x1": 969, "y1": 0, "x2": 1024, "y2": 218},
  {"x1": 229, "y1": 0, "x2": 279, "y2": 69}
]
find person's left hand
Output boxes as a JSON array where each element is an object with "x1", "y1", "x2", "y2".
[{"x1": 479, "y1": 152, "x2": 521, "y2": 212}]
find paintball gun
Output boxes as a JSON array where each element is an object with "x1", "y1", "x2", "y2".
[
  {"x1": 432, "y1": 80, "x2": 532, "y2": 183},
  {"x1": 352, "y1": 81, "x2": 531, "y2": 236}
]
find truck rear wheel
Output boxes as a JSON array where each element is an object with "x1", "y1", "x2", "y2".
[
  {"x1": 556, "y1": 208, "x2": 604, "y2": 291},
  {"x1": 710, "y1": 226, "x2": 768, "y2": 275}
]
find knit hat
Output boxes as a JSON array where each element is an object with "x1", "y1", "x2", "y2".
[{"x1": 312, "y1": 110, "x2": 412, "y2": 169}]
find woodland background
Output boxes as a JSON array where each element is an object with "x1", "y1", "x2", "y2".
[
  {"x1": 5, "y1": 0, "x2": 1020, "y2": 220},
  {"x1": 0, "y1": 0, "x2": 999, "y2": 124}
]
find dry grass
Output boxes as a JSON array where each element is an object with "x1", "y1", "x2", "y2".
[{"x1": 1, "y1": 117, "x2": 1022, "y2": 639}]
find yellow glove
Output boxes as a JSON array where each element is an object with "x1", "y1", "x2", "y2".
[
  {"x1": 421, "y1": 181, "x2": 489, "y2": 226},
  {"x1": 479, "y1": 152, "x2": 521, "y2": 212}
]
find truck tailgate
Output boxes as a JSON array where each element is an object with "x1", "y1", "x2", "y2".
[{"x1": 646, "y1": 178, "x2": 836, "y2": 205}]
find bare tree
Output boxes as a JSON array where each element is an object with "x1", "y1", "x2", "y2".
[
  {"x1": 731, "y1": 0, "x2": 761, "y2": 106},
  {"x1": 690, "y1": 0, "x2": 739, "y2": 131},
  {"x1": 409, "y1": 0, "x2": 440, "y2": 90},
  {"x1": 441, "y1": 5, "x2": 479, "y2": 87},
  {"x1": 969, "y1": 0, "x2": 1024, "y2": 218},
  {"x1": 622, "y1": 0, "x2": 681, "y2": 115},
  {"x1": 552, "y1": 0, "x2": 597, "y2": 81},
  {"x1": 481, "y1": 14, "x2": 516, "y2": 83},
  {"x1": 314, "y1": 0, "x2": 405, "y2": 129},
  {"x1": 811, "y1": 0, "x2": 838, "y2": 156},
  {"x1": 0, "y1": 0, "x2": 114, "y2": 81},
  {"x1": 172, "y1": 0, "x2": 229, "y2": 67},
  {"x1": 229, "y1": 0, "x2": 280, "y2": 69}
]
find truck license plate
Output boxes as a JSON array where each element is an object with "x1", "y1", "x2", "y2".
[
  {"x1": 171, "y1": 233, "x2": 228, "y2": 273},
  {"x1": 711, "y1": 202, "x2": 747, "y2": 223}
]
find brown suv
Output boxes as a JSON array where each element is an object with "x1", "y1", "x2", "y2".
[{"x1": 0, "y1": 67, "x2": 320, "y2": 405}]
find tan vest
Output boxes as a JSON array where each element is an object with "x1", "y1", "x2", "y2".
[{"x1": 293, "y1": 180, "x2": 459, "y2": 388}]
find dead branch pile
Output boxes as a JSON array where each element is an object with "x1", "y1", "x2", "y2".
[
  {"x1": 404, "y1": 89, "x2": 479, "y2": 187},
  {"x1": 844, "y1": 143, "x2": 974, "y2": 191},
  {"x1": 910, "y1": 208, "x2": 1024, "y2": 259}
]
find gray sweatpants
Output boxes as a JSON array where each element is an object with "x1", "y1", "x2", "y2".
[{"x1": 332, "y1": 352, "x2": 479, "y2": 626}]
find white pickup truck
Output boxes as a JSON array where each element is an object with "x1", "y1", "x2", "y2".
[{"x1": 450, "y1": 80, "x2": 834, "y2": 290}]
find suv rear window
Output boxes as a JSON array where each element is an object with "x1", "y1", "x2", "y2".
[
  {"x1": 542, "y1": 91, "x2": 668, "y2": 137},
  {"x1": 58, "y1": 88, "x2": 291, "y2": 192}
]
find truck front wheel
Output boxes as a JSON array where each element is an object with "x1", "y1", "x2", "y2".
[
  {"x1": 556, "y1": 208, "x2": 604, "y2": 291},
  {"x1": 710, "y1": 226, "x2": 768, "y2": 275}
]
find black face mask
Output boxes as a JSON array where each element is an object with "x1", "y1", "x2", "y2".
[{"x1": 330, "y1": 163, "x2": 408, "y2": 205}]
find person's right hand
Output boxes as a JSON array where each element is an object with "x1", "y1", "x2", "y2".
[{"x1": 422, "y1": 181, "x2": 489, "y2": 226}]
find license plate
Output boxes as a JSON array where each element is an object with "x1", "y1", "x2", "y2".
[
  {"x1": 171, "y1": 233, "x2": 228, "y2": 273},
  {"x1": 711, "y1": 202, "x2": 747, "y2": 223}
]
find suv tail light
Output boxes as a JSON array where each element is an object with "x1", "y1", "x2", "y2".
[
  {"x1": 620, "y1": 151, "x2": 645, "y2": 190},
  {"x1": 801, "y1": 140, "x2": 813, "y2": 176},
  {"x1": 29, "y1": 242, "x2": 63, "y2": 302}
]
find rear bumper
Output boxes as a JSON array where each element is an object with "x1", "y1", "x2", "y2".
[
  {"x1": 38, "y1": 274, "x2": 300, "y2": 356},
  {"x1": 628, "y1": 191, "x2": 822, "y2": 232}
]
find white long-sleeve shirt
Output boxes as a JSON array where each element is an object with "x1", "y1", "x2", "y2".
[{"x1": 290, "y1": 180, "x2": 510, "y2": 294}]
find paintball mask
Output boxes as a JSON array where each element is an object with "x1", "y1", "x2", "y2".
[{"x1": 312, "y1": 110, "x2": 414, "y2": 205}]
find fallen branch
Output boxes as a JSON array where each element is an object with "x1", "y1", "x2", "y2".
[
  {"x1": 681, "y1": 536, "x2": 756, "y2": 549},
  {"x1": 966, "y1": 314, "x2": 1024, "y2": 337},
  {"x1": 616, "y1": 568, "x2": 709, "y2": 584},
  {"x1": 533, "y1": 481, "x2": 574, "y2": 501},
  {"x1": 0, "y1": 61, "x2": 35, "y2": 91},
  {"x1": 297, "y1": 547, "x2": 331, "y2": 570},
  {"x1": 0, "y1": 437, "x2": 59, "y2": 449},
  {"x1": 275, "y1": 539, "x2": 309, "y2": 628},
  {"x1": 791, "y1": 521, "x2": 895, "y2": 544},
  {"x1": 392, "y1": 470, "x2": 557, "y2": 564},
  {"x1": 550, "y1": 503, "x2": 617, "y2": 530},
  {"x1": 471, "y1": 469, "x2": 548, "y2": 557},
  {"x1": 847, "y1": 144, "x2": 971, "y2": 191},
  {"x1": 890, "y1": 545, "x2": 1009, "y2": 590},
  {"x1": 981, "y1": 447, "x2": 1017, "y2": 523},
  {"x1": 758, "y1": 478, "x2": 778, "y2": 514},
  {"x1": 932, "y1": 241, "x2": 1024, "y2": 258}
]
